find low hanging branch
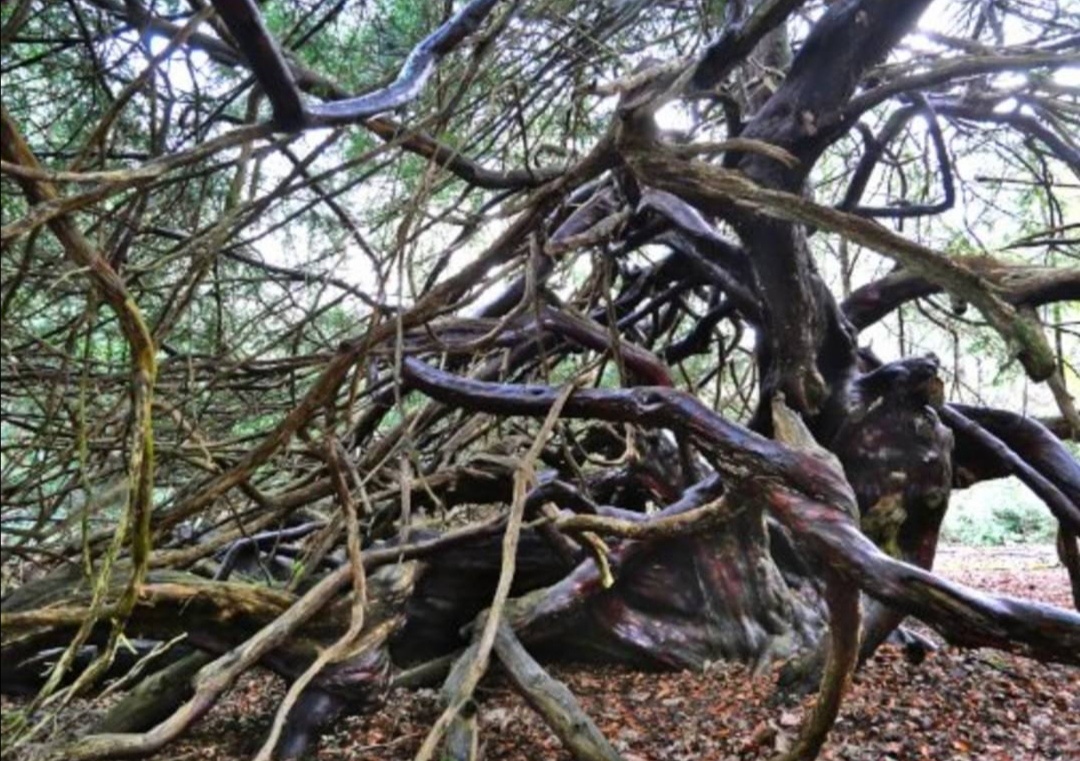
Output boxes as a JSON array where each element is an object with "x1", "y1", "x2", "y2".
[{"x1": 401, "y1": 357, "x2": 1080, "y2": 666}]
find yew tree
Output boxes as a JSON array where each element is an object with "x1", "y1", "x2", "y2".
[{"x1": 1, "y1": 1, "x2": 1078, "y2": 760}]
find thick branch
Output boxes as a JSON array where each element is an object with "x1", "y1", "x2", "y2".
[
  {"x1": 402, "y1": 358, "x2": 856, "y2": 512},
  {"x1": 767, "y1": 488, "x2": 1080, "y2": 665},
  {"x1": 494, "y1": 622, "x2": 623, "y2": 761},
  {"x1": 843, "y1": 260, "x2": 1080, "y2": 330},
  {"x1": 404, "y1": 360, "x2": 1080, "y2": 665},
  {"x1": 622, "y1": 144, "x2": 1057, "y2": 382},
  {"x1": 211, "y1": 0, "x2": 504, "y2": 128}
]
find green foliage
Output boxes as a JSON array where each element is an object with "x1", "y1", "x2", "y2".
[
  {"x1": 942, "y1": 478, "x2": 1058, "y2": 546},
  {"x1": 274, "y1": 0, "x2": 437, "y2": 94}
]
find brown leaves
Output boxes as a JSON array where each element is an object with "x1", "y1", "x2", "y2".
[{"x1": 5, "y1": 547, "x2": 1077, "y2": 761}]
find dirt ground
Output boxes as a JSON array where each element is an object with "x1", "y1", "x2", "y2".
[{"x1": 4, "y1": 544, "x2": 1078, "y2": 761}]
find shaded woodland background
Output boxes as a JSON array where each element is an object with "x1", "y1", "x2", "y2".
[{"x1": 1, "y1": 1, "x2": 1078, "y2": 760}]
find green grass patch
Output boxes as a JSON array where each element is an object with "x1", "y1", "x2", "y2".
[{"x1": 942, "y1": 477, "x2": 1058, "y2": 546}]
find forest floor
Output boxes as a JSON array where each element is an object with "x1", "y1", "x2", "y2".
[{"x1": 4, "y1": 544, "x2": 1078, "y2": 761}]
